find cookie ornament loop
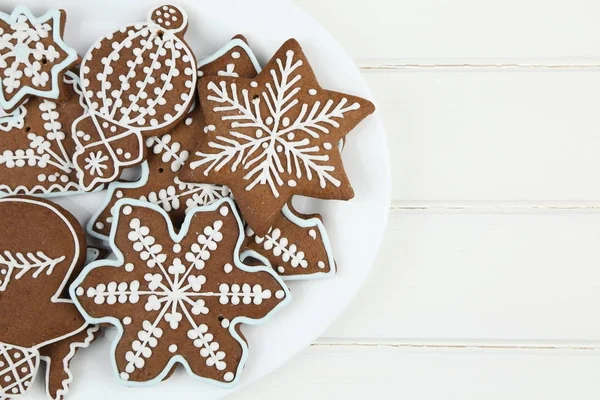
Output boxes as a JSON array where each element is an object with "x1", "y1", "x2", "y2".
[{"x1": 72, "y1": 4, "x2": 196, "y2": 191}]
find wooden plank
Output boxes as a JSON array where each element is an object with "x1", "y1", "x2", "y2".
[
  {"x1": 322, "y1": 209, "x2": 600, "y2": 340},
  {"x1": 295, "y1": 0, "x2": 600, "y2": 62},
  {"x1": 232, "y1": 343, "x2": 600, "y2": 399},
  {"x1": 360, "y1": 70, "x2": 600, "y2": 201}
]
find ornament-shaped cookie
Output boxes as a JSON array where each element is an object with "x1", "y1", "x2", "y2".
[
  {"x1": 71, "y1": 198, "x2": 290, "y2": 387},
  {"x1": 0, "y1": 196, "x2": 89, "y2": 399},
  {"x1": 180, "y1": 39, "x2": 375, "y2": 236},
  {"x1": 0, "y1": 71, "x2": 91, "y2": 196},
  {"x1": 87, "y1": 36, "x2": 259, "y2": 242},
  {"x1": 72, "y1": 5, "x2": 197, "y2": 191},
  {"x1": 0, "y1": 7, "x2": 78, "y2": 112}
]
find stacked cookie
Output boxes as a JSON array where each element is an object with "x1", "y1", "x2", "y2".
[{"x1": 0, "y1": 4, "x2": 374, "y2": 399}]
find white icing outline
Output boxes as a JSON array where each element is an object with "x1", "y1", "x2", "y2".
[
  {"x1": 0, "y1": 197, "x2": 86, "y2": 347},
  {"x1": 0, "y1": 197, "x2": 88, "y2": 399},
  {"x1": 0, "y1": 342, "x2": 40, "y2": 399},
  {"x1": 69, "y1": 197, "x2": 291, "y2": 388},
  {"x1": 0, "y1": 71, "x2": 101, "y2": 198},
  {"x1": 40, "y1": 325, "x2": 99, "y2": 400},
  {"x1": 240, "y1": 203, "x2": 336, "y2": 281},
  {"x1": 86, "y1": 38, "x2": 261, "y2": 242},
  {"x1": 0, "y1": 7, "x2": 78, "y2": 111},
  {"x1": 72, "y1": 5, "x2": 197, "y2": 191}
]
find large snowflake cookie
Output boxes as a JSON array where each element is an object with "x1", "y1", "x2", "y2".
[
  {"x1": 72, "y1": 5, "x2": 197, "y2": 191},
  {"x1": 70, "y1": 197, "x2": 290, "y2": 387},
  {"x1": 180, "y1": 39, "x2": 375, "y2": 236},
  {"x1": 0, "y1": 196, "x2": 93, "y2": 399},
  {"x1": 0, "y1": 7, "x2": 78, "y2": 113},
  {"x1": 0, "y1": 71, "x2": 92, "y2": 197}
]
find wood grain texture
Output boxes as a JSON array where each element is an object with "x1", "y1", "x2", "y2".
[
  {"x1": 365, "y1": 70, "x2": 600, "y2": 202},
  {"x1": 231, "y1": 344, "x2": 600, "y2": 399},
  {"x1": 296, "y1": 0, "x2": 600, "y2": 62},
  {"x1": 238, "y1": 1, "x2": 600, "y2": 399}
]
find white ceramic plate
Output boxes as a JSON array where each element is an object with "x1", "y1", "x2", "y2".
[{"x1": 3, "y1": 0, "x2": 391, "y2": 398}]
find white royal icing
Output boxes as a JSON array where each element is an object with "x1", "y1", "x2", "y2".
[
  {"x1": 241, "y1": 203, "x2": 336, "y2": 281},
  {"x1": 0, "y1": 7, "x2": 78, "y2": 111},
  {"x1": 189, "y1": 48, "x2": 360, "y2": 198},
  {"x1": 0, "y1": 197, "x2": 89, "y2": 399},
  {"x1": 0, "y1": 71, "x2": 93, "y2": 197},
  {"x1": 71, "y1": 5, "x2": 197, "y2": 191},
  {"x1": 70, "y1": 198, "x2": 291, "y2": 389}
]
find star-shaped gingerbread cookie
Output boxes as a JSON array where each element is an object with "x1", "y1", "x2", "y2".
[
  {"x1": 0, "y1": 6, "x2": 78, "y2": 112},
  {"x1": 180, "y1": 39, "x2": 375, "y2": 236}
]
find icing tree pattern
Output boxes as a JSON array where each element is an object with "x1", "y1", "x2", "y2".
[
  {"x1": 0, "y1": 71, "x2": 90, "y2": 196},
  {"x1": 0, "y1": 7, "x2": 78, "y2": 112},
  {"x1": 0, "y1": 251, "x2": 65, "y2": 292},
  {"x1": 0, "y1": 343, "x2": 39, "y2": 398},
  {"x1": 0, "y1": 197, "x2": 89, "y2": 399},
  {"x1": 242, "y1": 204, "x2": 335, "y2": 280},
  {"x1": 72, "y1": 5, "x2": 197, "y2": 191},
  {"x1": 184, "y1": 39, "x2": 375, "y2": 235},
  {"x1": 72, "y1": 199, "x2": 289, "y2": 385}
]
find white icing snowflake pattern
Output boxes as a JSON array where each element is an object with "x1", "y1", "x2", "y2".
[
  {"x1": 0, "y1": 7, "x2": 77, "y2": 110},
  {"x1": 73, "y1": 199, "x2": 289, "y2": 385},
  {"x1": 83, "y1": 150, "x2": 109, "y2": 177},
  {"x1": 189, "y1": 47, "x2": 361, "y2": 198}
]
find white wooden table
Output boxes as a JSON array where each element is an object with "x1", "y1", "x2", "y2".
[{"x1": 233, "y1": 1, "x2": 600, "y2": 398}]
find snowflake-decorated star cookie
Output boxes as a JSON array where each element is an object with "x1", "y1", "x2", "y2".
[
  {"x1": 0, "y1": 71, "x2": 94, "y2": 197},
  {"x1": 71, "y1": 5, "x2": 197, "y2": 192},
  {"x1": 0, "y1": 7, "x2": 78, "y2": 113},
  {"x1": 242, "y1": 203, "x2": 335, "y2": 280},
  {"x1": 85, "y1": 34, "x2": 260, "y2": 242},
  {"x1": 70, "y1": 197, "x2": 290, "y2": 387},
  {"x1": 0, "y1": 196, "x2": 91, "y2": 399},
  {"x1": 180, "y1": 39, "x2": 375, "y2": 236}
]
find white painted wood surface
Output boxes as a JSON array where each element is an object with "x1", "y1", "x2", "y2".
[{"x1": 232, "y1": 1, "x2": 600, "y2": 398}]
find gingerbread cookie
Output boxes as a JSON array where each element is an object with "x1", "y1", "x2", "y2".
[
  {"x1": 0, "y1": 7, "x2": 78, "y2": 113},
  {"x1": 87, "y1": 36, "x2": 259, "y2": 242},
  {"x1": 180, "y1": 39, "x2": 375, "y2": 235},
  {"x1": 0, "y1": 71, "x2": 93, "y2": 196},
  {"x1": 70, "y1": 198, "x2": 290, "y2": 386},
  {"x1": 0, "y1": 196, "x2": 89, "y2": 399},
  {"x1": 71, "y1": 5, "x2": 197, "y2": 191},
  {"x1": 35, "y1": 247, "x2": 105, "y2": 400},
  {"x1": 241, "y1": 203, "x2": 335, "y2": 280}
]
